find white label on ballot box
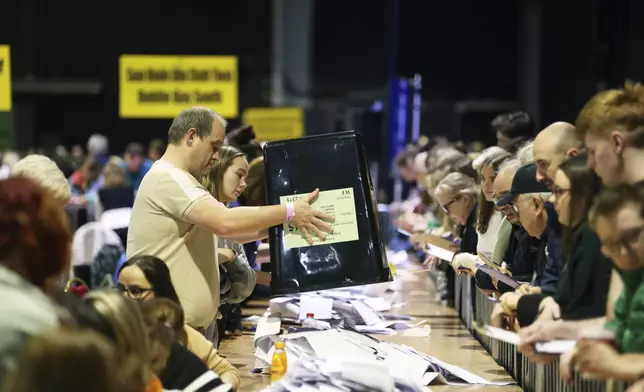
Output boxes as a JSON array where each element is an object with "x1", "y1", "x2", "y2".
[{"x1": 281, "y1": 188, "x2": 360, "y2": 249}]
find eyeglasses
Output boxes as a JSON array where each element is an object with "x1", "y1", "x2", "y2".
[
  {"x1": 441, "y1": 196, "x2": 461, "y2": 214},
  {"x1": 116, "y1": 283, "x2": 156, "y2": 299},
  {"x1": 551, "y1": 186, "x2": 570, "y2": 200},
  {"x1": 621, "y1": 225, "x2": 644, "y2": 247}
]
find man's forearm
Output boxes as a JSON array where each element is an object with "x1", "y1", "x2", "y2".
[
  {"x1": 558, "y1": 317, "x2": 606, "y2": 339},
  {"x1": 227, "y1": 229, "x2": 269, "y2": 244},
  {"x1": 224, "y1": 206, "x2": 286, "y2": 235}
]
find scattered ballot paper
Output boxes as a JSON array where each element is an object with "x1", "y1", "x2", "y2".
[{"x1": 299, "y1": 295, "x2": 333, "y2": 320}]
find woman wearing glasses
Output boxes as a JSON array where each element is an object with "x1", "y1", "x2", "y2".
[
  {"x1": 557, "y1": 184, "x2": 644, "y2": 387},
  {"x1": 433, "y1": 172, "x2": 481, "y2": 272},
  {"x1": 117, "y1": 255, "x2": 240, "y2": 389}
]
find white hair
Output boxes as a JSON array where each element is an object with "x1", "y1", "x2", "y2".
[
  {"x1": 472, "y1": 146, "x2": 507, "y2": 172},
  {"x1": 87, "y1": 134, "x2": 109, "y2": 155},
  {"x1": 435, "y1": 172, "x2": 478, "y2": 199},
  {"x1": 11, "y1": 155, "x2": 72, "y2": 203},
  {"x1": 516, "y1": 140, "x2": 535, "y2": 165},
  {"x1": 413, "y1": 152, "x2": 428, "y2": 175},
  {"x1": 498, "y1": 158, "x2": 521, "y2": 173}
]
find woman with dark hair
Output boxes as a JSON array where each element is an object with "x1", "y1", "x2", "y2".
[
  {"x1": 225, "y1": 125, "x2": 263, "y2": 162},
  {"x1": 543, "y1": 153, "x2": 613, "y2": 320},
  {"x1": 518, "y1": 153, "x2": 613, "y2": 330},
  {"x1": 0, "y1": 177, "x2": 72, "y2": 378},
  {"x1": 117, "y1": 255, "x2": 181, "y2": 303},
  {"x1": 117, "y1": 256, "x2": 241, "y2": 389}
]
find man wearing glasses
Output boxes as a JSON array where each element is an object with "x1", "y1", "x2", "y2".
[{"x1": 492, "y1": 163, "x2": 564, "y2": 327}]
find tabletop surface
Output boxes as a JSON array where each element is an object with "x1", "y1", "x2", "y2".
[{"x1": 218, "y1": 268, "x2": 523, "y2": 392}]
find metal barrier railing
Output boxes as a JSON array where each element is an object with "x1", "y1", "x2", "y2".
[{"x1": 454, "y1": 274, "x2": 629, "y2": 392}]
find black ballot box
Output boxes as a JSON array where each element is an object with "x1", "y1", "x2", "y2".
[{"x1": 263, "y1": 131, "x2": 391, "y2": 296}]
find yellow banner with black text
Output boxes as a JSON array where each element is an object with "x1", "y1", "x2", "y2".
[
  {"x1": 0, "y1": 45, "x2": 12, "y2": 112},
  {"x1": 119, "y1": 55, "x2": 238, "y2": 119}
]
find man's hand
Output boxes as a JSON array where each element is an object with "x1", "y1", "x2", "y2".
[
  {"x1": 516, "y1": 284, "x2": 541, "y2": 295},
  {"x1": 560, "y1": 347, "x2": 577, "y2": 384},
  {"x1": 628, "y1": 378, "x2": 644, "y2": 392},
  {"x1": 291, "y1": 189, "x2": 335, "y2": 244},
  {"x1": 537, "y1": 297, "x2": 561, "y2": 323},
  {"x1": 451, "y1": 253, "x2": 477, "y2": 273},
  {"x1": 518, "y1": 320, "x2": 565, "y2": 357},
  {"x1": 499, "y1": 291, "x2": 521, "y2": 314},
  {"x1": 575, "y1": 340, "x2": 623, "y2": 380},
  {"x1": 490, "y1": 303, "x2": 506, "y2": 328}
]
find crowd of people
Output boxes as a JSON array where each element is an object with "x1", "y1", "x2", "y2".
[
  {"x1": 3, "y1": 79, "x2": 644, "y2": 391},
  {"x1": 0, "y1": 107, "x2": 336, "y2": 392},
  {"x1": 395, "y1": 81, "x2": 644, "y2": 391}
]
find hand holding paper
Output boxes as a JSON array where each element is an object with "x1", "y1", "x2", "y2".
[{"x1": 451, "y1": 253, "x2": 477, "y2": 272}]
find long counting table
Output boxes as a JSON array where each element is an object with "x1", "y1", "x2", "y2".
[{"x1": 219, "y1": 270, "x2": 523, "y2": 391}]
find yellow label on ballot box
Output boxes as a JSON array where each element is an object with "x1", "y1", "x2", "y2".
[{"x1": 280, "y1": 188, "x2": 359, "y2": 249}]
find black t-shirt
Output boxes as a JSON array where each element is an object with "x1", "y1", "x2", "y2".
[
  {"x1": 98, "y1": 186, "x2": 134, "y2": 212},
  {"x1": 160, "y1": 343, "x2": 232, "y2": 392}
]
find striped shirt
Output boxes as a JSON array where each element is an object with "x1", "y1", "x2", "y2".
[{"x1": 160, "y1": 343, "x2": 233, "y2": 392}]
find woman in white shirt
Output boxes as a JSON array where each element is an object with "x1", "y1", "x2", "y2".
[{"x1": 451, "y1": 149, "x2": 512, "y2": 272}]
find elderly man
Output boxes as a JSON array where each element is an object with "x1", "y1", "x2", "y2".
[
  {"x1": 492, "y1": 164, "x2": 563, "y2": 328},
  {"x1": 127, "y1": 107, "x2": 333, "y2": 339},
  {"x1": 476, "y1": 160, "x2": 547, "y2": 295},
  {"x1": 533, "y1": 122, "x2": 582, "y2": 188}
]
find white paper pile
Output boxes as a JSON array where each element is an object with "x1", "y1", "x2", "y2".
[
  {"x1": 266, "y1": 286, "x2": 417, "y2": 335},
  {"x1": 260, "y1": 357, "x2": 425, "y2": 392},
  {"x1": 255, "y1": 329, "x2": 515, "y2": 387}
]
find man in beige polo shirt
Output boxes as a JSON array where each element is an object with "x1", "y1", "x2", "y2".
[{"x1": 127, "y1": 107, "x2": 332, "y2": 335}]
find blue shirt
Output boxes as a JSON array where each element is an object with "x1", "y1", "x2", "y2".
[
  {"x1": 121, "y1": 159, "x2": 152, "y2": 193},
  {"x1": 534, "y1": 203, "x2": 564, "y2": 295}
]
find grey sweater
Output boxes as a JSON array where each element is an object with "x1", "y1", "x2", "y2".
[{"x1": 217, "y1": 238, "x2": 256, "y2": 304}]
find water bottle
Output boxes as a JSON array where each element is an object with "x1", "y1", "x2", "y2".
[
  {"x1": 271, "y1": 339, "x2": 288, "y2": 382},
  {"x1": 302, "y1": 313, "x2": 328, "y2": 330}
]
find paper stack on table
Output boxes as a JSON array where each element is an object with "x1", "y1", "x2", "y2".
[
  {"x1": 266, "y1": 288, "x2": 418, "y2": 335},
  {"x1": 255, "y1": 329, "x2": 515, "y2": 387},
  {"x1": 260, "y1": 357, "x2": 425, "y2": 392}
]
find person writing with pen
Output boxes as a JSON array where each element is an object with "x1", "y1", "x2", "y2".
[{"x1": 127, "y1": 107, "x2": 334, "y2": 343}]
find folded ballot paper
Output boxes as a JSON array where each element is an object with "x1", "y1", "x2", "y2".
[
  {"x1": 255, "y1": 329, "x2": 514, "y2": 387},
  {"x1": 476, "y1": 324, "x2": 577, "y2": 354}
]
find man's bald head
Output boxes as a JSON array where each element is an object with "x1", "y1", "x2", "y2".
[{"x1": 533, "y1": 122, "x2": 582, "y2": 188}]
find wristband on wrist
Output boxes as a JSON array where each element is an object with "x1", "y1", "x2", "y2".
[{"x1": 286, "y1": 202, "x2": 295, "y2": 223}]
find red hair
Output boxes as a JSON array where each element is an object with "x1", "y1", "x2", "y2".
[{"x1": 0, "y1": 176, "x2": 72, "y2": 288}]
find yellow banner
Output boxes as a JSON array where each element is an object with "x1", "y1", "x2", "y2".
[
  {"x1": 0, "y1": 46, "x2": 11, "y2": 112},
  {"x1": 119, "y1": 55, "x2": 238, "y2": 118},
  {"x1": 243, "y1": 107, "x2": 304, "y2": 141}
]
